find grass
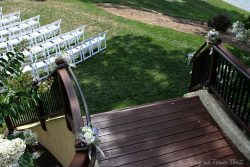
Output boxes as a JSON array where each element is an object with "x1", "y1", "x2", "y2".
[
  {"x1": 89, "y1": 0, "x2": 250, "y2": 21},
  {"x1": 0, "y1": 0, "x2": 249, "y2": 114},
  {"x1": 225, "y1": 45, "x2": 250, "y2": 66}
]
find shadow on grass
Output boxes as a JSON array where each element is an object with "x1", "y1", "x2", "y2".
[
  {"x1": 84, "y1": 0, "x2": 246, "y2": 21},
  {"x1": 74, "y1": 35, "x2": 194, "y2": 114}
]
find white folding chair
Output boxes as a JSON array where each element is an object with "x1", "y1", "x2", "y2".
[
  {"x1": 0, "y1": 37, "x2": 8, "y2": 53},
  {"x1": 31, "y1": 29, "x2": 45, "y2": 44},
  {"x1": 26, "y1": 47, "x2": 49, "y2": 79},
  {"x1": 44, "y1": 54, "x2": 58, "y2": 71},
  {"x1": 70, "y1": 26, "x2": 85, "y2": 44},
  {"x1": 27, "y1": 15, "x2": 40, "y2": 29},
  {"x1": 90, "y1": 34, "x2": 100, "y2": 56},
  {"x1": 66, "y1": 45, "x2": 83, "y2": 65},
  {"x1": 31, "y1": 60, "x2": 50, "y2": 80},
  {"x1": 99, "y1": 31, "x2": 107, "y2": 51},
  {"x1": 8, "y1": 11, "x2": 21, "y2": 24},
  {"x1": 50, "y1": 34, "x2": 68, "y2": 50},
  {"x1": 0, "y1": 11, "x2": 21, "y2": 26},
  {"x1": 47, "y1": 19, "x2": 61, "y2": 36},
  {"x1": 40, "y1": 20, "x2": 61, "y2": 40},
  {"x1": 43, "y1": 41, "x2": 61, "y2": 58},
  {"x1": 8, "y1": 21, "x2": 21, "y2": 35},
  {"x1": 8, "y1": 33, "x2": 22, "y2": 50},
  {"x1": 0, "y1": 25, "x2": 10, "y2": 38},
  {"x1": 80, "y1": 38, "x2": 92, "y2": 60}
]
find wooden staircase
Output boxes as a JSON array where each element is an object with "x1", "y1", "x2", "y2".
[{"x1": 91, "y1": 96, "x2": 248, "y2": 167}]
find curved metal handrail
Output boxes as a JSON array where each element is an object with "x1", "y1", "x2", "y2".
[{"x1": 68, "y1": 67, "x2": 92, "y2": 127}]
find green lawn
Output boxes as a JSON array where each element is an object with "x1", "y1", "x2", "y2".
[
  {"x1": 89, "y1": 0, "x2": 249, "y2": 21},
  {"x1": 225, "y1": 45, "x2": 250, "y2": 66},
  {"x1": 0, "y1": 0, "x2": 248, "y2": 114}
]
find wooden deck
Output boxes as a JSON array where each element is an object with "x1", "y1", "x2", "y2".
[{"x1": 91, "y1": 96, "x2": 249, "y2": 167}]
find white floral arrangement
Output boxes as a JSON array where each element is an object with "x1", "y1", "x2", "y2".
[
  {"x1": 0, "y1": 129, "x2": 41, "y2": 167},
  {"x1": 59, "y1": 51, "x2": 76, "y2": 68},
  {"x1": 12, "y1": 129, "x2": 38, "y2": 146},
  {"x1": 206, "y1": 29, "x2": 219, "y2": 45},
  {"x1": 0, "y1": 135, "x2": 26, "y2": 167},
  {"x1": 205, "y1": 29, "x2": 220, "y2": 55},
  {"x1": 78, "y1": 126, "x2": 105, "y2": 159}
]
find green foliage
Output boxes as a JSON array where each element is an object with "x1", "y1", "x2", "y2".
[
  {"x1": 242, "y1": 15, "x2": 250, "y2": 30},
  {"x1": 225, "y1": 44, "x2": 250, "y2": 67},
  {"x1": 0, "y1": 42, "x2": 27, "y2": 85},
  {"x1": 19, "y1": 151, "x2": 35, "y2": 167},
  {"x1": 0, "y1": 41, "x2": 38, "y2": 126},
  {"x1": 207, "y1": 14, "x2": 232, "y2": 32}
]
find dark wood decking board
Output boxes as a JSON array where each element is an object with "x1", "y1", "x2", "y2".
[{"x1": 91, "y1": 96, "x2": 249, "y2": 167}]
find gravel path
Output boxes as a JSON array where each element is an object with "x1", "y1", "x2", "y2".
[{"x1": 223, "y1": 0, "x2": 250, "y2": 12}]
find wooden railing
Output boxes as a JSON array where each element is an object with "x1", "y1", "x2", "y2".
[
  {"x1": 5, "y1": 59, "x2": 94, "y2": 167},
  {"x1": 190, "y1": 41, "x2": 250, "y2": 133}
]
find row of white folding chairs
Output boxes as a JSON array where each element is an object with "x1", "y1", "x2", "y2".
[
  {"x1": 6, "y1": 20, "x2": 62, "y2": 52},
  {"x1": 0, "y1": 11, "x2": 21, "y2": 27},
  {"x1": 23, "y1": 26, "x2": 85, "y2": 64},
  {"x1": 66, "y1": 31, "x2": 107, "y2": 64},
  {"x1": 0, "y1": 15, "x2": 40, "y2": 38},
  {"x1": 22, "y1": 31, "x2": 106, "y2": 80},
  {"x1": 0, "y1": 19, "x2": 60, "y2": 53}
]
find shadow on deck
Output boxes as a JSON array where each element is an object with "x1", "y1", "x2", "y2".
[{"x1": 91, "y1": 96, "x2": 248, "y2": 167}]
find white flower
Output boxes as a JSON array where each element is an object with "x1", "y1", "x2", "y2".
[
  {"x1": 0, "y1": 138, "x2": 26, "y2": 166},
  {"x1": 0, "y1": 134, "x2": 4, "y2": 139},
  {"x1": 206, "y1": 29, "x2": 219, "y2": 44},
  {"x1": 58, "y1": 51, "x2": 76, "y2": 68},
  {"x1": 83, "y1": 132, "x2": 95, "y2": 144},
  {"x1": 23, "y1": 129, "x2": 38, "y2": 146},
  {"x1": 32, "y1": 151, "x2": 41, "y2": 159}
]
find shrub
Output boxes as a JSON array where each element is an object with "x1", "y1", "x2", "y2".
[
  {"x1": 207, "y1": 14, "x2": 232, "y2": 32},
  {"x1": 242, "y1": 15, "x2": 250, "y2": 30}
]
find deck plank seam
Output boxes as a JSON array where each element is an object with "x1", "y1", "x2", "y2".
[
  {"x1": 99, "y1": 112, "x2": 211, "y2": 136},
  {"x1": 99, "y1": 131, "x2": 226, "y2": 162},
  {"x1": 101, "y1": 123, "x2": 218, "y2": 151}
]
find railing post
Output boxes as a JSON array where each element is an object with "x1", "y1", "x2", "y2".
[
  {"x1": 4, "y1": 116, "x2": 14, "y2": 133},
  {"x1": 37, "y1": 99, "x2": 47, "y2": 131},
  {"x1": 207, "y1": 39, "x2": 221, "y2": 93},
  {"x1": 55, "y1": 58, "x2": 72, "y2": 131},
  {"x1": 207, "y1": 51, "x2": 218, "y2": 93}
]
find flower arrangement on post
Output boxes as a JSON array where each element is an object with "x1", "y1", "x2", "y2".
[
  {"x1": 186, "y1": 29, "x2": 220, "y2": 66},
  {"x1": 77, "y1": 126, "x2": 105, "y2": 159},
  {"x1": 206, "y1": 29, "x2": 220, "y2": 55}
]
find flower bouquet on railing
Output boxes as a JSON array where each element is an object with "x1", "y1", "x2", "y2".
[
  {"x1": 0, "y1": 129, "x2": 42, "y2": 167},
  {"x1": 205, "y1": 29, "x2": 220, "y2": 55},
  {"x1": 186, "y1": 29, "x2": 220, "y2": 65},
  {"x1": 76, "y1": 126, "x2": 105, "y2": 159}
]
